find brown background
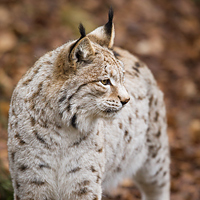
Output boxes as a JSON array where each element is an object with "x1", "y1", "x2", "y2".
[{"x1": 0, "y1": 0, "x2": 200, "y2": 199}]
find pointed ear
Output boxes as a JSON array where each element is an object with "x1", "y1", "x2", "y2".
[
  {"x1": 87, "y1": 8, "x2": 115, "y2": 48},
  {"x1": 55, "y1": 24, "x2": 95, "y2": 75},
  {"x1": 69, "y1": 36, "x2": 95, "y2": 65}
]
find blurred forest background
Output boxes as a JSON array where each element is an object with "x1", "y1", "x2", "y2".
[{"x1": 0, "y1": 0, "x2": 200, "y2": 199}]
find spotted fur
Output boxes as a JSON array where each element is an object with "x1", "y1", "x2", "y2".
[{"x1": 8, "y1": 9, "x2": 170, "y2": 200}]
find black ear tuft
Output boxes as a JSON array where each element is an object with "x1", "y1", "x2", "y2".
[
  {"x1": 79, "y1": 23, "x2": 86, "y2": 38},
  {"x1": 69, "y1": 24, "x2": 86, "y2": 55},
  {"x1": 108, "y1": 7, "x2": 114, "y2": 23},
  {"x1": 105, "y1": 7, "x2": 114, "y2": 36}
]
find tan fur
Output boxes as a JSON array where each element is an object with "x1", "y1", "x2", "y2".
[{"x1": 88, "y1": 24, "x2": 114, "y2": 48}]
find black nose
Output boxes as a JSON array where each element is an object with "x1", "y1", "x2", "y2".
[{"x1": 121, "y1": 98, "x2": 130, "y2": 106}]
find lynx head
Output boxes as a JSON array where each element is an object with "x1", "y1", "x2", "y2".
[{"x1": 55, "y1": 8, "x2": 130, "y2": 131}]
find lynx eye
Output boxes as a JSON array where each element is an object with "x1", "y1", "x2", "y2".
[{"x1": 100, "y1": 79, "x2": 111, "y2": 85}]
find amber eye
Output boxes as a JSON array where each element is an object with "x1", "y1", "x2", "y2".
[{"x1": 100, "y1": 79, "x2": 111, "y2": 85}]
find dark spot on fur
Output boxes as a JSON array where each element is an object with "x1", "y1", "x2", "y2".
[
  {"x1": 119, "y1": 123, "x2": 123, "y2": 129},
  {"x1": 67, "y1": 104, "x2": 71, "y2": 111},
  {"x1": 156, "y1": 130, "x2": 161, "y2": 137},
  {"x1": 154, "y1": 111, "x2": 159, "y2": 121},
  {"x1": 39, "y1": 163, "x2": 51, "y2": 169},
  {"x1": 34, "y1": 131, "x2": 45, "y2": 143},
  {"x1": 14, "y1": 121, "x2": 18, "y2": 128},
  {"x1": 16, "y1": 196, "x2": 20, "y2": 200},
  {"x1": 132, "y1": 66, "x2": 140, "y2": 73},
  {"x1": 78, "y1": 187, "x2": 88, "y2": 195},
  {"x1": 147, "y1": 138, "x2": 151, "y2": 143},
  {"x1": 30, "y1": 117, "x2": 36, "y2": 126},
  {"x1": 127, "y1": 136, "x2": 132, "y2": 143},
  {"x1": 97, "y1": 148, "x2": 103, "y2": 153},
  {"x1": 31, "y1": 179, "x2": 45, "y2": 185},
  {"x1": 135, "y1": 62, "x2": 141, "y2": 67},
  {"x1": 138, "y1": 96, "x2": 144, "y2": 100},
  {"x1": 135, "y1": 73, "x2": 139, "y2": 77},
  {"x1": 149, "y1": 95, "x2": 154, "y2": 107},
  {"x1": 152, "y1": 152, "x2": 157, "y2": 158},
  {"x1": 30, "y1": 102, "x2": 35, "y2": 110},
  {"x1": 45, "y1": 61, "x2": 52, "y2": 65},
  {"x1": 34, "y1": 130, "x2": 49, "y2": 147},
  {"x1": 124, "y1": 130, "x2": 129, "y2": 137},
  {"x1": 11, "y1": 152, "x2": 16, "y2": 162},
  {"x1": 22, "y1": 79, "x2": 32, "y2": 86},
  {"x1": 14, "y1": 133, "x2": 26, "y2": 145},
  {"x1": 30, "y1": 82, "x2": 43, "y2": 100},
  {"x1": 135, "y1": 109, "x2": 139, "y2": 118},
  {"x1": 91, "y1": 166, "x2": 97, "y2": 172},
  {"x1": 128, "y1": 116, "x2": 132, "y2": 124},
  {"x1": 82, "y1": 180, "x2": 90, "y2": 186},
  {"x1": 142, "y1": 116, "x2": 147, "y2": 123},
  {"x1": 40, "y1": 120, "x2": 48, "y2": 129},
  {"x1": 96, "y1": 175, "x2": 101, "y2": 183},
  {"x1": 16, "y1": 180, "x2": 20, "y2": 189},
  {"x1": 163, "y1": 171, "x2": 167, "y2": 177},
  {"x1": 33, "y1": 67, "x2": 39, "y2": 75},
  {"x1": 55, "y1": 123, "x2": 62, "y2": 129},
  {"x1": 155, "y1": 167, "x2": 163, "y2": 176},
  {"x1": 96, "y1": 131, "x2": 99, "y2": 135},
  {"x1": 126, "y1": 71, "x2": 134, "y2": 76},
  {"x1": 68, "y1": 94, "x2": 73, "y2": 101},
  {"x1": 19, "y1": 164, "x2": 28, "y2": 171},
  {"x1": 19, "y1": 140, "x2": 26, "y2": 145},
  {"x1": 156, "y1": 158, "x2": 161, "y2": 163},
  {"x1": 59, "y1": 111, "x2": 63, "y2": 118},
  {"x1": 71, "y1": 135, "x2": 87, "y2": 147},
  {"x1": 115, "y1": 166, "x2": 122, "y2": 172},
  {"x1": 16, "y1": 195, "x2": 20, "y2": 200},
  {"x1": 68, "y1": 167, "x2": 81, "y2": 173},
  {"x1": 59, "y1": 95, "x2": 66, "y2": 103},
  {"x1": 14, "y1": 132, "x2": 19, "y2": 139},
  {"x1": 71, "y1": 114, "x2": 77, "y2": 129}
]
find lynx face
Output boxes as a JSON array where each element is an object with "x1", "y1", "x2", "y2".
[
  {"x1": 90, "y1": 53, "x2": 129, "y2": 118},
  {"x1": 56, "y1": 23, "x2": 130, "y2": 128},
  {"x1": 57, "y1": 47, "x2": 130, "y2": 128}
]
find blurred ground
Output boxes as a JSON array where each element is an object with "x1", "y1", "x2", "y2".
[{"x1": 0, "y1": 0, "x2": 200, "y2": 199}]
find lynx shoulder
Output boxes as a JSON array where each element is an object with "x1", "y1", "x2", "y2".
[{"x1": 8, "y1": 8, "x2": 170, "y2": 200}]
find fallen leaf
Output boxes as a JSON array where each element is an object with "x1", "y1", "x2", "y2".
[{"x1": 0, "y1": 31, "x2": 17, "y2": 53}]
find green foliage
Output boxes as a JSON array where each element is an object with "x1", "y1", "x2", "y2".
[
  {"x1": 0, "y1": 161, "x2": 13, "y2": 200},
  {"x1": 193, "y1": 0, "x2": 200, "y2": 3},
  {"x1": 60, "y1": 4, "x2": 96, "y2": 36}
]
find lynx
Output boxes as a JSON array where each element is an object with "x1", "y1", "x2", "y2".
[{"x1": 8, "y1": 9, "x2": 170, "y2": 200}]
